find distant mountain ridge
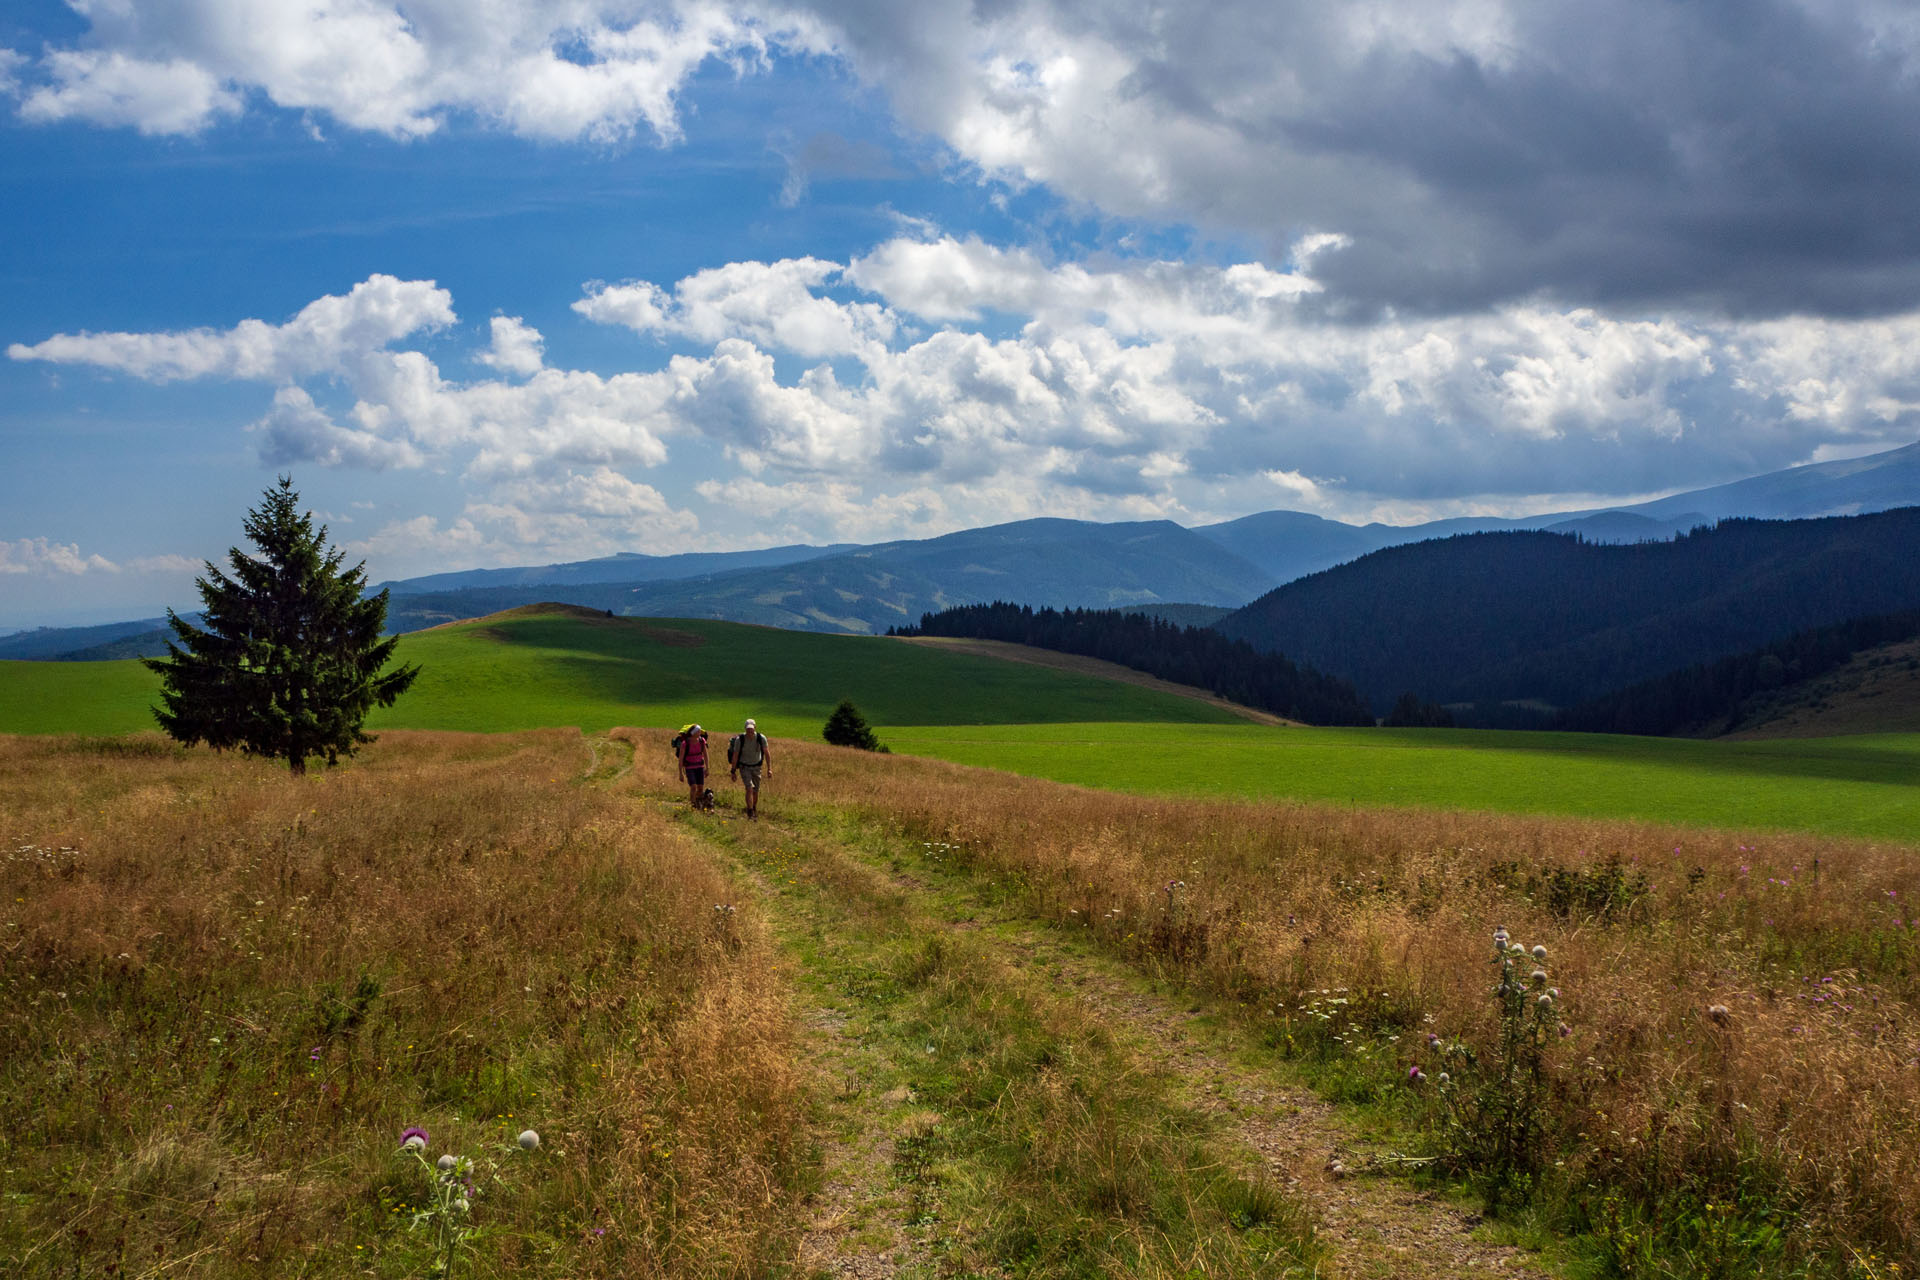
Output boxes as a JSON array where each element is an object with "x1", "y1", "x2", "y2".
[
  {"x1": 385, "y1": 518, "x2": 1276, "y2": 635},
  {"x1": 381, "y1": 542, "x2": 855, "y2": 594},
  {"x1": 10, "y1": 439, "x2": 1919, "y2": 651},
  {"x1": 1192, "y1": 440, "x2": 1920, "y2": 585}
]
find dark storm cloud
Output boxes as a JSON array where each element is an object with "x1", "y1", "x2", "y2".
[{"x1": 815, "y1": 0, "x2": 1920, "y2": 319}]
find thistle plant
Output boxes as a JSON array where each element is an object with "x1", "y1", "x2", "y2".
[
  {"x1": 392, "y1": 1125, "x2": 544, "y2": 1275},
  {"x1": 399, "y1": 1130, "x2": 477, "y2": 1278},
  {"x1": 1431, "y1": 927, "x2": 1566, "y2": 1207}
]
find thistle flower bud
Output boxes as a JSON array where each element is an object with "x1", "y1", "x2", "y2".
[
  {"x1": 401, "y1": 1127, "x2": 430, "y2": 1151},
  {"x1": 1509, "y1": 942, "x2": 1527, "y2": 955},
  {"x1": 518, "y1": 1129, "x2": 541, "y2": 1151},
  {"x1": 1532, "y1": 944, "x2": 1548, "y2": 962},
  {"x1": 1531, "y1": 969, "x2": 1548, "y2": 986},
  {"x1": 1537, "y1": 992, "x2": 1554, "y2": 1007},
  {"x1": 1407, "y1": 1065, "x2": 1424, "y2": 1083},
  {"x1": 437, "y1": 1154, "x2": 458, "y2": 1173}
]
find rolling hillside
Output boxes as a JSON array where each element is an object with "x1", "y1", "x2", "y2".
[
  {"x1": 1725, "y1": 634, "x2": 1920, "y2": 739},
  {"x1": 1215, "y1": 507, "x2": 1920, "y2": 717},
  {"x1": 0, "y1": 604, "x2": 1251, "y2": 738}
]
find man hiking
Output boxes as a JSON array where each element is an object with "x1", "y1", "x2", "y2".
[
  {"x1": 728, "y1": 717, "x2": 771, "y2": 820},
  {"x1": 675, "y1": 723, "x2": 711, "y2": 808}
]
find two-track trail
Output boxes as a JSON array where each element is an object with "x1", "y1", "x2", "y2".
[{"x1": 611, "y1": 744, "x2": 1556, "y2": 1279}]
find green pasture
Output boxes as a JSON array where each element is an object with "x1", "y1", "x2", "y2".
[
  {"x1": 886, "y1": 723, "x2": 1920, "y2": 843},
  {"x1": 3, "y1": 607, "x2": 1914, "y2": 841},
  {"x1": 0, "y1": 607, "x2": 1241, "y2": 740}
]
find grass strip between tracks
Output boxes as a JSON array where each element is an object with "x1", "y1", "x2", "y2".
[{"x1": 669, "y1": 798, "x2": 1324, "y2": 1280}]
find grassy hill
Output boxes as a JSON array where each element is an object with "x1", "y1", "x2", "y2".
[
  {"x1": 0, "y1": 604, "x2": 1247, "y2": 739},
  {"x1": 1727, "y1": 633, "x2": 1920, "y2": 739}
]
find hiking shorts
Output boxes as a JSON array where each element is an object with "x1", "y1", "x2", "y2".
[
  {"x1": 685, "y1": 766, "x2": 706, "y2": 786},
  {"x1": 736, "y1": 763, "x2": 763, "y2": 789}
]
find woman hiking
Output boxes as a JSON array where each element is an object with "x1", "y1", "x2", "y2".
[{"x1": 675, "y1": 723, "x2": 711, "y2": 808}]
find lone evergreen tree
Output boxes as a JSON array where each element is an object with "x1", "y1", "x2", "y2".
[
  {"x1": 821, "y1": 699, "x2": 884, "y2": 751},
  {"x1": 145, "y1": 476, "x2": 420, "y2": 774}
]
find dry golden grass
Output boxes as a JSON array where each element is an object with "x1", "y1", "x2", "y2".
[
  {"x1": 694, "y1": 734, "x2": 1920, "y2": 1267},
  {"x1": 1, "y1": 730, "x2": 804, "y2": 1278}
]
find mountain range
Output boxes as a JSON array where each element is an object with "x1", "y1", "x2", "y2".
[
  {"x1": 8, "y1": 438, "x2": 1918, "y2": 658},
  {"x1": 379, "y1": 438, "x2": 1920, "y2": 635}
]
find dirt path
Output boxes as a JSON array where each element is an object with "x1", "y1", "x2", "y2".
[
  {"x1": 1016, "y1": 944, "x2": 1553, "y2": 1279},
  {"x1": 630, "y1": 760, "x2": 1555, "y2": 1279}
]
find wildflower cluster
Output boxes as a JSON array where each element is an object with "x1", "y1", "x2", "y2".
[
  {"x1": 7, "y1": 842, "x2": 82, "y2": 872},
  {"x1": 1428, "y1": 927, "x2": 1568, "y2": 1206}
]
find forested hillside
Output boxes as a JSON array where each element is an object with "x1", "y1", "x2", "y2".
[
  {"x1": 1558, "y1": 610, "x2": 1920, "y2": 735},
  {"x1": 1214, "y1": 508, "x2": 1920, "y2": 718},
  {"x1": 894, "y1": 602, "x2": 1375, "y2": 725}
]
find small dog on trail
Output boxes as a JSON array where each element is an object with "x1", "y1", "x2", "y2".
[{"x1": 695, "y1": 787, "x2": 717, "y2": 811}]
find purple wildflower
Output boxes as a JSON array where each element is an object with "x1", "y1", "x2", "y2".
[{"x1": 401, "y1": 1126, "x2": 430, "y2": 1150}]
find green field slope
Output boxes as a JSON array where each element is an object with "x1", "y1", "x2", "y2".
[
  {"x1": 4, "y1": 606, "x2": 1913, "y2": 841},
  {"x1": 0, "y1": 605, "x2": 1243, "y2": 739},
  {"x1": 888, "y1": 722, "x2": 1920, "y2": 842}
]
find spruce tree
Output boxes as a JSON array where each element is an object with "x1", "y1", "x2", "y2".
[
  {"x1": 145, "y1": 477, "x2": 420, "y2": 774},
  {"x1": 821, "y1": 699, "x2": 884, "y2": 751}
]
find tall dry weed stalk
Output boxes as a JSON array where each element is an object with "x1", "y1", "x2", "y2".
[
  {"x1": 1, "y1": 731, "x2": 803, "y2": 1278},
  {"x1": 692, "y1": 735, "x2": 1920, "y2": 1267}
]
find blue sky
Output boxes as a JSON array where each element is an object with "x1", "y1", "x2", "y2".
[{"x1": 5, "y1": 1, "x2": 1920, "y2": 628}]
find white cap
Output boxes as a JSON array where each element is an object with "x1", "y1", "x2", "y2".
[{"x1": 744, "y1": 718, "x2": 756, "y2": 728}]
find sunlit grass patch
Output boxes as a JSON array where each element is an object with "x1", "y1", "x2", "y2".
[{"x1": 884, "y1": 722, "x2": 1920, "y2": 841}]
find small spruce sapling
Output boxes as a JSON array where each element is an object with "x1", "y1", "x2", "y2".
[{"x1": 822, "y1": 699, "x2": 886, "y2": 752}]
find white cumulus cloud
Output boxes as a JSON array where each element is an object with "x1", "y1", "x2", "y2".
[
  {"x1": 8, "y1": 0, "x2": 831, "y2": 141},
  {"x1": 577, "y1": 257, "x2": 896, "y2": 359},
  {"x1": 0, "y1": 538, "x2": 198, "y2": 577},
  {"x1": 478, "y1": 315, "x2": 546, "y2": 377},
  {"x1": 7, "y1": 275, "x2": 455, "y2": 383}
]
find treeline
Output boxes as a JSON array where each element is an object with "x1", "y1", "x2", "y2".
[
  {"x1": 891, "y1": 602, "x2": 1375, "y2": 726},
  {"x1": 1557, "y1": 609, "x2": 1920, "y2": 735},
  {"x1": 1213, "y1": 507, "x2": 1920, "y2": 718}
]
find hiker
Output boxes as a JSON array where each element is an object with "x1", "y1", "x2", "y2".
[
  {"x1": 728, "y1": 717, "x2": 771, "y2": 819},
  {"x1": 675, "y1": 723, "x2": 711, "y2": 807}
]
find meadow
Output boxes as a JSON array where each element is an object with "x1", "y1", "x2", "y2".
[
  {"x1": 0, "y1": 731, "x2": 805, "y2": 1278},
  {"x1": 4, "y1": 607, "x2": 1913, "y2": 841},
  {"x1": 886, "y1": 723, "x2": 1920, "y2": 842},
  {"x1": 730, "y1": 735, "x2": 1920, "y2": 1276}
]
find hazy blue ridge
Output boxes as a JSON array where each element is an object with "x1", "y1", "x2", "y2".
[
  {"x1": 0, "y1": 617, "x2": 175, "y2": 660},
  {"x1": 380, "y1": 541, "x2": 857, "y2": 594}
]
